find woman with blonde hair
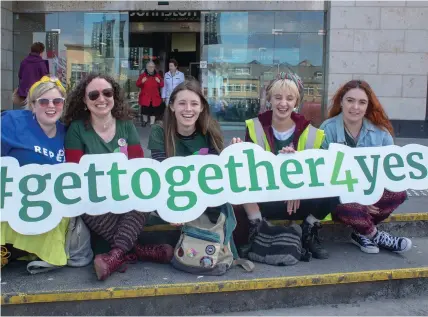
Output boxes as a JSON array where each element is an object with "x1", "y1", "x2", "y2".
[
  {"x1": 1, "y1": 76, "x2": 69, "y2": 268},
  {"x1": 320, "y1": 80, "x2": 411, "y2": 254},
  {"x1": 233, "y1": 72, "x2": 339, "y2": 261}
]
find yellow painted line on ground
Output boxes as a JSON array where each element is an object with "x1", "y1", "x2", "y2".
[
  {"x1": 2, "y1": 267, "x2": 428, "y2": 305},
  {"x1": 144, "y1": 212, "x2": 428, "y2": 232}
]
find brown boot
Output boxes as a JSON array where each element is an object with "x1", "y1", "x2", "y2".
[
  {"x1": 134, "y1": 244, "x2": 174, "y2": 264},
  {"x1": 93, "y1": 248, "x2": 136, "y2": 281}
]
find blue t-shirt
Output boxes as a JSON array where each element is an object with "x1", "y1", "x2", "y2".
[{"x1": 1, "y1": 110, "x2": 65, "y2": 166}]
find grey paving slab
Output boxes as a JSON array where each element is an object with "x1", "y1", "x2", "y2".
[
  {"x1": 1, "y1": 237, "x2": 427, "y2": 296},
  {"x1": 219, "y1": 296, "x2": 428, "y2": 316}
]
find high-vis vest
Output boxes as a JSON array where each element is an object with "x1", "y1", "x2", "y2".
[{"x1": 245, "y1": 117, "x2": 332, "y2": 221}]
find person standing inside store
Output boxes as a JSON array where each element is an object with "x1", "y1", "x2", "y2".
[
  {"x1": 13, "y1": 42, "x2": 49, "y2": 106},
  {"x1": 136, "y1": 61, "x2": 164, "y2": 127},
  {"x1": 162, "y1": 59, "x2": 185, "y2": 106}
]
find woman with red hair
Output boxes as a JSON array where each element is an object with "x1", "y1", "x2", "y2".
[{"x1": 320, "y1": 80, "x2": 411, "y2": 254}]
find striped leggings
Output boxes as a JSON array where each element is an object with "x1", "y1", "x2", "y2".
[
  {"x1": 333, "y1": 190, "x2": 407, "y2": 236},
  {"x1": 82, "y1": 211, "x2": 148, "y2": 253}
]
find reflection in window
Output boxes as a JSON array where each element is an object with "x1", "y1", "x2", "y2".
[
  {"x1": 201, "y1": 11, "x2": 325, "y2": 125},
  {"x1": 13, "y1": 12, "x2": 129, "y2": 93},
  {"x1": 304, "y1": 87, "x2": 315, "y2": 96}
]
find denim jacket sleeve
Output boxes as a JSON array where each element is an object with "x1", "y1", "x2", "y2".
[
  {"x1": 319, "y1": 118, "x2": 337, "y2": 150},
  {"x1": 382, "y1": 131, "x2": 394, "y2": 146}
]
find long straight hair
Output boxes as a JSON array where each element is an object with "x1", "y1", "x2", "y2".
[
  {"x1": 329, "y1": 80, "x2": 394, "y2": 135},
  {"x1": 163, "y1": 80, "x2": 224, "y2": 158}
]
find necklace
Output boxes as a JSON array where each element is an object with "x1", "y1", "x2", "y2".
[
  {"x1": 344, "y1": 122, "x2": 362, "y2": 140},
  {"x1": 91, "y1": 116, "x2": 116, "y2": 143},
  {"x1": 102, "y1": 117, "x2": 113, "y2": 130},
  {"x1": 92, "y1": 115, "x2": 114, "y2": 131}
]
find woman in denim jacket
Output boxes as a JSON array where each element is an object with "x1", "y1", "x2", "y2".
[{"x1": 320, "y1": 80, "x2": 412, "y2": 254}]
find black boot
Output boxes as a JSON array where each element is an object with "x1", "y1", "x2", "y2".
[
  {"x1": 301, "y1": 221, "x2": 329, "y2": 260},
  {"x1": 248, "y1": 218, "x2": 261, "y2": 243},
  {"x1": 239, "y1": 218, "x2": 261, "y2": 258}
]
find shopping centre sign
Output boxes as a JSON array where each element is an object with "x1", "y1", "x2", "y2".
[
  {"x1": 1, "y1": 142, "x2": 427, "y2": 235},
  {"x1": 129, "y1": 11, "x2": 201, "y2": 22}
]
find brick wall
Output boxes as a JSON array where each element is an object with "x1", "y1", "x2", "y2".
[
  {"x1": 1, "y1": 1, "x2": 13, "y2": 110},
  {"x1": 327, "y1": 1, "x2": 428, "y2": 121}
]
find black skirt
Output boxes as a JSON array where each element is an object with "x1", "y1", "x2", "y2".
[{"x1": 140, "y1": 102, "x2": 165, "y2": 117}]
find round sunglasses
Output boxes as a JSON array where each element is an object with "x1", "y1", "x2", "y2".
[
  {"x1": 87, "y1": 88, "x2": 114, "y2": 101},
  {"x1": 36, "y1": 97, "x2": 65, "y2": 107}
]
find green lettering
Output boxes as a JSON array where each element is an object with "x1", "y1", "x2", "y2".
[
  {"x1": 243, "y1": 149, "x2": 279, "y2": 191},
  {"x1": 407, "y1": 152, "x2": 427, "y2": 180},
  {"x1": 131, "y1": 168, "x2": 161, "y2": 199},
  {"x1": 280, "y1": 159, "x2": 304, "y2": 189},
  {"x1": 305, "y1": 158, "x2": 325, "y2": 187},
  {"x1": 384, "y1": 153, "x2": 405, "y2": 181},
  {"x1": 165, "y1": 165, "x2": 197, "y2": 211},
  {"x1": 84, "y1": 164, "x2": 106, "y2": 203},
  {"x1": 224, "y1": 156, "x2": 246, "y2": 193},
  {"x1": 54, "y1": 172, "x2": 82, "y2": 205},
  {"x1": 330, "y1": 151, "x2": 358, "y2": 192},
  {"x1": 107, "y1": 163, "x2": 129, "y2": 201},
  {"x1": 198, "y1": 164, "x2": 224, "y2": 195},
  {"x1": 1, "y1": 166, "x2": 13, "y2": 209},
  {"x1": 354, "y1": 155, "x2": 380, "y2": 195},
  {"x1": 19, "y1": 174, "x2": 52, "y2": 222}
]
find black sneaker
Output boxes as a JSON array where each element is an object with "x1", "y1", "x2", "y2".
[
  {"x1": 302, "y1": 221, "x2": 329, "y2": 259},
  {"x1": 372, "y1": 230, "x2": 412, "y2": 253},
  {"x1": 351, "y1": 232, "x2": 379, "y2": 254}
]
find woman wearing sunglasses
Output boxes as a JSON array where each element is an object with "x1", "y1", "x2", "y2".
[
  {"x1": 63, "y1": 73, "x2": 173, "y2": 281},
  {"x1": 1, "y1": 76, "x2": 69, "y2": 269}
]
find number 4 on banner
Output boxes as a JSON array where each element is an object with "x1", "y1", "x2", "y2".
[{"x1": 330, "y1": 151, "x2": 358, "y2": 192}]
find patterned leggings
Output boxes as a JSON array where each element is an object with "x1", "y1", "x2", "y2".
[
  {"x1": 82, "y1": 211, "x2": 148, "y2": 253},
  {"x1": 333, "y1": 190, "x2": 407, "y2": 236}
]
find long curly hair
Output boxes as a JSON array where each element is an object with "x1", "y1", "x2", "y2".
[
  {"x1": 63, "y1": 73, "x2": 134, "y2": 126},
  {"x1": 163, "y1": 79, "x2": 224, "y2": 157},
  {"x1": 328, "y1": 80, "x2": 394, "y2": 135}
]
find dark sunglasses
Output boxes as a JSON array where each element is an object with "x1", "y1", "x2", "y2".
[
  {"x1": 87, "y1": 88, "x2": 114, "y2": 101},
  {"x1": 36, "y1": 97, "x2": 65, "y2": 107}
]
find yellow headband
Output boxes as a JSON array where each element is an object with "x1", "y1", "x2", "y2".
[{"x1": 28, "y1": 76, "x2": 66, "y2": 99}]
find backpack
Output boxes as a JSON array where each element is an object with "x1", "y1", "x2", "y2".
[
  {"x1": 27, "y1": 217, "x2": 93, "y2": 274},
  {"x1": 248, "y1": 219, "x2": 303, "y2": 266},
  {"x1": 171, "y1": 204, "x2": 254, "y2": 276}
]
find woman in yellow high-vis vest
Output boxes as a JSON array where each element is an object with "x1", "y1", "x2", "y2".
[{"x1": 232, "y1": 72, "x2": 339, "y2": 261}]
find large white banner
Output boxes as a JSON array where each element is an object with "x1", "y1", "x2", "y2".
[{"x1": 1, "y1": 142, "x2": 427, "y2": 235}]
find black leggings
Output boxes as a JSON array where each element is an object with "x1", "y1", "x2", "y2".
[{"x1": 258, "y1": 197, "x2": 340, "y2": 221}]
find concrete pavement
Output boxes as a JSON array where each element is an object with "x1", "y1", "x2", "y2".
[
  {"x1": 3, "y1": 237, "x2": 428, "y2": 315},
  {"x1": 218, "y1": 296, "x2": 428, "y2": 316}
]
